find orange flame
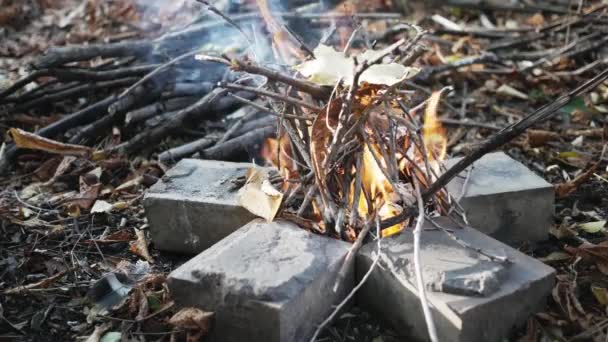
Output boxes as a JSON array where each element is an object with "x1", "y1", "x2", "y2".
[
  {"x1": 423, "y1": 91, "x2": 447, "y2": 162},
  {"x1": 349, "y1": 144, "x2": 404, "y2": 236},
  {"x1": 260, "y1": 134, "x2": 296, "y2": 190},
  {"x1": 255, "y1": 0, "x2": 307, "y2": 63}
]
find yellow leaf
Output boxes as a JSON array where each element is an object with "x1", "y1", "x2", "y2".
[
  {"x1": 592, "y1": 286, "x2": 608, "y2": 305},
  {"x1": 579, "y1": 221, "x2": 607, "y2": 234},
  {"x1": 237, "y1": 168, "x2": 283, "y2": 222}
]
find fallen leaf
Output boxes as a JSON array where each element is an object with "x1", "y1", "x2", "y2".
[
  {"x1": 237, "y1": 167, "x2": 283, "y2": 222},
  {"x1": 592, "y1": 286, "x2": 608, "y2": 306},
  {"x1": 579, "y1": 221, "x2": 606, "y2": 234},
  {"x1": 91, "y1": 200, "x2": 113, "y2": 214},
  {"x1": 539, "y1": 251, "x2": 572, "y2": 263},
  {"x1": 115, "y1": 176, "x2": 143, "y2": 192},
  {"x1": 527, "y1": 129, "x2": 561, "y2": 147},
  {"x1": 100, "y1": 332, "x2": 121, "y2": 342},
  {"x1": 169, "y1": 307, "x2": 213, "y2": 332},
  {"x1": 85, "y1": 323, "x2": 112, "y2": 342},
  {"x1": 129, "y1": 228, "x2": 154, "y2": 263},
  {"x1": 550, "y1": 224, "x2": 578, "y2": 240},
  {"x1": 564, "y1": 241, "x2": 608, "y2": 274},
  {"x1": 527, "y1": 13, "x2": 545, "y2": 27},
  {"x1": 555, "y1": 162, "x2": 599, "y2": 198},
  {"x1": 496, "y1": 84, "x2": 529, "y2": 100},
  {"x1": 10, "y1": 128, "x2": 93, "y2": 157},
  {"x1": 69, "y1": 176, "x2": 101, "y2": 210}
]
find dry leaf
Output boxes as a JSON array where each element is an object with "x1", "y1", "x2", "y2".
[
  {"x1": 555, "y1": 162, "x2": 599, "y2": 198},
  {"x1": 69, "y1": 176, "x2": 101, "y2": 210},
  {"x1": 564, "y1": 241, "x2": 608, "y2": 274},
  {"x1": 296, "y1": 44, "x2": 419, "y2": 86},
  {"x1": 496, "y1": 84, "x2": 529, "y2": 100},
  {"x1": 237, "y1": 167, "x2": 283, "y2": 222},
  {"x1": 85, "y1": 323, "x2": 112, "y2": 342},
  {"x1": 10, "y1": 128, "x2": 93, "y2": 157},
  {"x1": 115, "y1": 176, "x2": 143, "y2": 192},
  {"x1": 129, "y1": 228, "x2": 154, "y2": 263},
  {"x1": 169, "y1": 307, "x2": 213, "y2": 332},
  {"x1": 527, "y1": 13, "x2": 545, "y2": 27},
  {"x1": 579, "y1": 220, "x2": 606, "y2": 234},
  {"x1": 91, "y1": 200, "x2": 113, "y2": 214},
  {"x1": 592, "y1": 286, "x2": 608, "y2": 306},
  {"x1": 527, "y1": 129, "x2": 561, "y2": 147}
]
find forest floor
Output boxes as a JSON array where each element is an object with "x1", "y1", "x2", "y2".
[{"x1": 1, "y1": 0, "x2": 607, "y2": 341}]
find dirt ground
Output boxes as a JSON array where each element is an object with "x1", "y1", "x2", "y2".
[{"x1": 1, "y1": 1, "x2": 608, "y2": 341}]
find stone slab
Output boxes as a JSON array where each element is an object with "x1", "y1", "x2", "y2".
[
  {"x1": 168, "y1": 219, "x2": 354, "y2": 342},
  {"x1": 143, "y1": 159, "x2": 256, "y2": 254},
  {"x1": 445, "y1": 151, "x2": 554, "y2": 243},
  {"x1": 356, "y1": 216, "x2": 555, "y2": 342}
]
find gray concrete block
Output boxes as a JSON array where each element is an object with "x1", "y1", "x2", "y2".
[
  {"x1": 445, "y1": 151, "x2": 554, "y2": 243},
  {"x1": 168, "y1": 219, "x2": 354, "y2": 342},
  {"x1": 356, "y1": 216, "x2": 555, "y2": 342},
  {"x1": 143, "y1": 159, "x2": 256, "y2": 254}
]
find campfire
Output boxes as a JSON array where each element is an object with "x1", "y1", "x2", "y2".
[
  {"x1": 256, "y1": 80, "x2": 453, "y2": 241},
  {"x1": 216, "y1": 3, "x2": 464, "y2": 243},
  {"x1": 3, "y1": 1, "x2": 608, "y2": 341}
]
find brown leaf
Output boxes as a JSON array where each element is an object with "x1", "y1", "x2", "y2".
[
  {"x1": 564, "y1": 241, "x2": 608, "y2": 274},
  {"x1": 67, "y1": 175, "x2": 102, "y2": 210},
  {"x1": 527, "y1": 129, "x2": 561, "y2": 147},
  {"x1": 129, "y1": 228, "x2": 154, "y2": 263},
  {"x1": 552, "y1": 278, "x2": 588, "y2": 324},
  {"x1": 33, "y1": 157, "x2": 62, "y2": 181},
  {"x1": 526, "y1": 13, "x2": 545, "y2": 27},
  {"x1": 555, "y1": 162, "x2": 599, "y2": 198},
  {"x1": 169, "y1": 307, "x2": 213, "y2": 333},
  {"x1": 10, "y1": 128, "x2": 93, "y2": 157}
]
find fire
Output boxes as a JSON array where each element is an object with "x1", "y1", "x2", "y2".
[
  {"x1": 259, "y1": 86, "x2": 448, "y2": 238},
  {"x1": 422, "y1": 91, "x2": 447, "y2": 161},
  {"x1": 260, "y1": 134, "x2": 295, "y2": 190},
  {"x1": 351, "y1": 143, "x2": 404, "y2": 236}
]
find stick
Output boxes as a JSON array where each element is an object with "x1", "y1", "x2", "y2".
[
  {"x1": 107, "y1": 88, "x2": 228, "y2": 155},
  {"x1": 158, "y1": 135, "x2": 219, "y2": 163},
  {"x1": 232, "y1": 60, "x2": 329, "y2": 98},
  {"x1": 424, "y1": 67, "x2": 608, "y2": 199},
  {"x1": 309, "y1": 216, "x2": 382, "y2": 342},
  {"x1": 333, "y1": 214, "x2": 371, "y2": 293},
  {"x1": 412, "y1": 176, "x2": 438, "y2": 342},
  {"x1": 221, "y1": 82, "x2": 321, "y2": 111},
  {"x1": 202, "y1": 125, "x2": 276, "y2": 160}
]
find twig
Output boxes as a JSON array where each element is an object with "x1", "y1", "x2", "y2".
[
  {"x1": 426, "y1": 216, "x2": 509, "y2": 263},
  {"x1": 195, "y1": 0, "x2": 256, "y2": 60},
  {"x1": 412, "y1": 176, "x2": 438, "y2": 342},
  {"x1": 333, "y1": 214, "x2": 371, "y2": 293},
  {"x1": 309, "y1": 216, "x2": 382, "y2": 342},
  {"x1": 158, "y1": 135, "x2": 219, "y2": 163},
  {"x1": 232, "y1": 59, "x2": 329, "y2": 98},
  {"x1": 423, "y1": 67, "x2": 608, "y2": 200},
  {"x1": 118, "y1": 50, "x2": 203, "y2": 100},
  {"x1": 222, "y1": 82, "x2": 321, "y2": 111}
]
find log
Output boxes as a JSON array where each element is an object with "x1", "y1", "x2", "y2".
[{"x1": 202, "y1": 125, "x2": 276, "y2": 161}]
